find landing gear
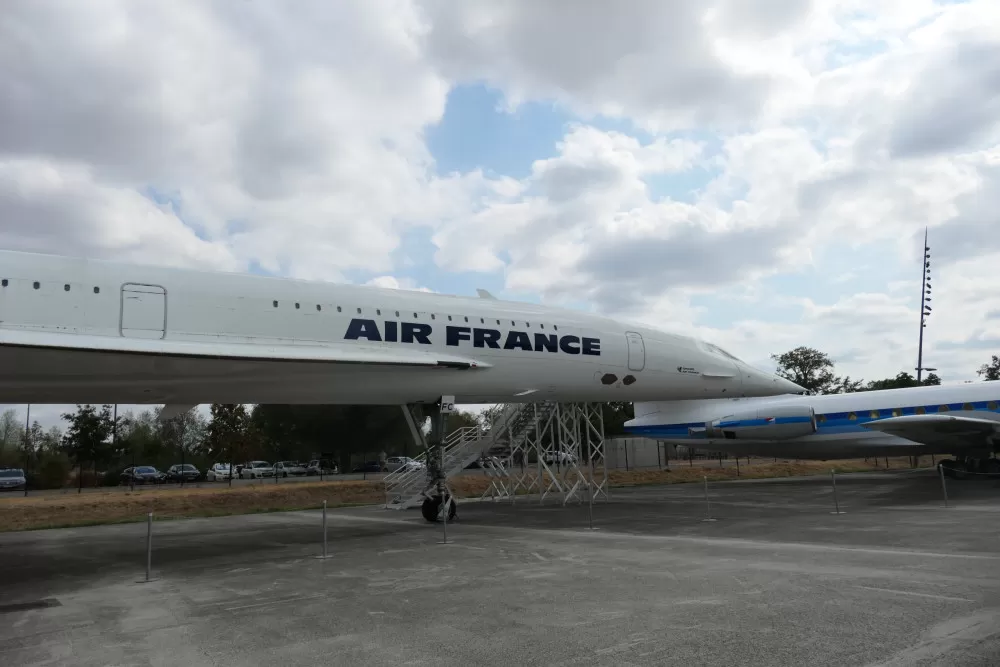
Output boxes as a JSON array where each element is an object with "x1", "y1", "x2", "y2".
[{"x1": 421, "y1": 493, "x2": 458, "y2": 523}]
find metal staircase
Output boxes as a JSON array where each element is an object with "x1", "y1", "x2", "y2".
[{"x1": 383, "y1": 402, "x2": 555, "y2": 510}]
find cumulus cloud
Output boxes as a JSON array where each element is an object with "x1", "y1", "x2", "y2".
[{"x1": 2, "y1": 0, "x2": 999, "y2": 400}]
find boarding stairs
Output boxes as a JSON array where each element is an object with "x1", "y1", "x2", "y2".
[{"x1": 383, "y1": 401, "x2": 556, "y2": 509}]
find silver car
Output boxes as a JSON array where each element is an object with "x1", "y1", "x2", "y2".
[{"x1": 0, "y1": 468, "x2": 27, "y2": 491}]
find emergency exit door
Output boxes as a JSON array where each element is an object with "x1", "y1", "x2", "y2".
[
  {"x1": 625, "y1": 331, "x2": 645, "y2": 371},
  {"x1": 120, "y1": 283, "x2": 166, "y2": 339}
]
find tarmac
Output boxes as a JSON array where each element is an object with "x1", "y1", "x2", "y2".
[{"x1": 2, "y1": 469, "x2": 999, "y2": 666}]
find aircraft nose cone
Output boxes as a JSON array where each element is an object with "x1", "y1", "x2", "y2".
[{"x1": 775, "y1": 376, "x2": 805, "y2": 394}]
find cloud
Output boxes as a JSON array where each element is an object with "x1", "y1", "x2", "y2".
[
  {"x1": 2, "y1": 0, "x2": 1000, "y2": 401},
  {"x1": 0, "y1": 0, "x2": 461, "y2": 281}
]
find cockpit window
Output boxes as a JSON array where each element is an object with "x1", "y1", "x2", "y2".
[{"x1": 705, "y1": 342, "x2": 744, "y2": 363}]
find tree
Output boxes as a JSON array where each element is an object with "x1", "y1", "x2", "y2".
[
  {"x1": 978, "y1": 356, "x2": 1000, "y2": 381},
  {"x1": 771, "y1": 347, "x2": 864, "y2": 395},
  {"x1": 446, "y1": 410, "x2": 480, "y2": 437},
  {"x1": 206, "y1": 404, "x2": 253, "y2": 463},
  {"x1": 157, "y1": 407, "x2": 207, "y2": 459},
  {"x1": 860, "y1": 371, "x2": 941, "y2": 392},
  {"x1": 0, "y1": 408, "x2": 22, "y2": 463},
  {"x1": 602, "y1": 402, "x2": 634, "y2": 437},
  {"x1": 61, "y1": 404, "x2": 116, "y2": 473}
]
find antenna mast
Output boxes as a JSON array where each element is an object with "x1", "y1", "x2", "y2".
[{"x1": 916, "y1": 228, "x2": 933, "y2": 382}]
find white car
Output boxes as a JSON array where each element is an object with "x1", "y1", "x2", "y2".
[
  {"x1": 240, "y1": 461, "x2": 274, "y2": 479},
  {"x1": 205, "y1": 463, "x2": 234, "y2": 481},
  {"x1": 274, "y1": 461, "x2": 307, "y2": 477},
  {"x1": 385, "y1": 456, "x2": 424, "y2": 472}
]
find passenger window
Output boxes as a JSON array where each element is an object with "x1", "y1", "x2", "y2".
[
  {"x1": 554, "y1": 325, "x2": 558, "y2": 331},
  {"x1": 431, "y1": 314, "x2": 436, "y2": 320},
  {"x1": 273, "y1": 300, "x2": 278, "y2": 307},
  {"x1": 33, "y1": 281, "x2": 39, "y2": 289},
  {"x1": 817, "y1": 415, "x2": 826, "y2": 423},
  {"x1": 990, "y1": 401, "x2": 998, "y2": 411},
  {"x1": 1, "y1": 279, "x2": 6, "y2": 287},
  {"x1": 892, "y1": 409, "x2": 902, "y2": 417},
  {"x1": 848, "y1": 412, "x2": 857, "y2": 420},
  {"x1": 869, "y1": 410, "x2": 879, "y2": 419},
  {"x1": 295, "y1": 303, "x2": 300, "y2": 309},
  {"x1": 64, "y1": 284, "x2": 70, "y2": 291},
  {"x1": 464, "y1": 316, "x2": 468, "y2": 322},
  {"x1": 962, "y1": 403, "x2": 973, "y2": 411},
  {"x1": 316, "y1": 305, "x2": 321, "y2": 311},
  {"x1": 447, "y1": 315, "x2": 452, "y2": 321},
  {"x1": 916, "y1": 406, "x2": 926, "y2": 415},
  {"x1": 357, "y1": 308, "x2": 362, "y2": 314},
  {"x1": 938, "y1": 405, "x2": 950, "y2": 412},
  {"x1": 93, "y1": 286, "x2": 100, "y2": 294},
  {"x1": 337, "y1": 306, "x2": 342, "y2": 312},
  {"x1": 377, "y1": 309, "x2": 381, "y2": 315}
]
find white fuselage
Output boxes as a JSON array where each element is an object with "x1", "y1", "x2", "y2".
[
  {"x1": 627, "y1": 383, "x2": 1000, "y2": 459},
  {"x1": 0, "y1": 250, "x2": 801, "y2": 406}
]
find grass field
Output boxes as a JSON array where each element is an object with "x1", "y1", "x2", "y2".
[{"x1": 0, "y1": 457, "x2": 932, "y2": 532}]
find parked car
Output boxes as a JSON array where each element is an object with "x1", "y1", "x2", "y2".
[
  {"x1": 352, "y1": 461, "x2": 385, "y2": 473},
  {"x1": 166, "y1": 464, "x2": 201, "y2": 483},
  {"x1": 385, "y1": 456, "x2": 423, "y2": 472},
  {"x1": 239, "y1": 461, "x2": 273, "y2": 479},
  {"x1": 120, "y1": 466, "x2": 167, "y2": 485},
  {"x1": 273, "y1": 461, "x2": 307, "y2": 477},
  {"x1": 205, "y1": 463, "x2": 234, "y2": 481},
  {"x1": 0, "y1": 468, "x2": 26, "y2": 492},
  {"x1": 306, "y1": 460, "x2": 338, "y2": 476}
]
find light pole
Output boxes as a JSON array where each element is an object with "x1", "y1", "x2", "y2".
[{"x1": 916, "y1": 228, "x2": 934, "y2": 383}]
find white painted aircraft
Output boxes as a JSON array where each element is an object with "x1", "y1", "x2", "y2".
[
  {"x1": 0, "y1": 249, "x2": 802, "y2": 408},
  {"x1": 626, "y1": 382, "x2": 1000, "y2": 477}
]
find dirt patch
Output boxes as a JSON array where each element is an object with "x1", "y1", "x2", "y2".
[{"x1": 0, "y1": 457, "x2": 930, "y2": 532}]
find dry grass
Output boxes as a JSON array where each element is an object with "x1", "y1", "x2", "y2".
[{"x1": 0, "y1": 457, "x2": 930, "y2": 532}]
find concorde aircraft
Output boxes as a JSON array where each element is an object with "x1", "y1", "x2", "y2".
[
  {"x1": 0, "y1": 249, "x2": 802, "y2": 409},
  {"x1": 625, "y1": 381, "x2": 1000, "y2": 477}
]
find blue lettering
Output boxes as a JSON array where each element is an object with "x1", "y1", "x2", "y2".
[
  {"x1": 446, "y1": 326, "x2": 471, "y2": 346},
  {"x1": 503, "y1": 330, "x2": 533, "y2": 351},
  {"x1": 402, "y1": 322, "x2": 432, "y2": 344},
  {"x1": 385, "y1": 320, "x2": 398, "y2": 343},
  {"x1": 534, "y1": 333, "x2": 558, "y2": 353},
  {"x1": 559, "y1": 335, "x2": 580, "y2": 354},
  {"x1": 344, "y1": 318, "x2": 382, "y2": 342},
  {"x1": 582, "y1": 337, "x2": 601, "y2": 356},
  {"x1": 474, "y1": 328, "x2": 501, "y2": 349}
]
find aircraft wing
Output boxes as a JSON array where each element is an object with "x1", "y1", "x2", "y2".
[
  {"x1": 0, "y1": 329, "x2": 490, "y2": 370},
  {"x1": 861, "y1": 414, "x2": 1000, "y2": 450}
]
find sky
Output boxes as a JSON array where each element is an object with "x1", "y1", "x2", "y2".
[{"x1": 1, "y1": 0, "x2": 999, "y2": 430}]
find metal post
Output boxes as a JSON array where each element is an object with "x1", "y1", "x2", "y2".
[
  {"x1": 23, "y1": 404, "x2": 31, "y2": 497},
  {"x1": 145, "y1": 512, "x2": 153, "y2": 582},
  {"x1": 701, "y1": 475, "x2": 716, "y2": 522},
  {"x1": 939, "y1": 464, "x2": 949, "y2": 508},
  {"x1": 736, "y1": 457, "x2": 740, "y2": 477},
  {"x1": 442, "y1": 495, "x2": 449, "y2": 544},
  {"x1": 830, "y1": 470, "x2": 845, "y2": 514}
]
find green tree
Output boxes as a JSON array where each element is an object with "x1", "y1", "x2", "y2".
[
  {"x1": 771, "y1": 346, "x2": 863, "y2": 394},
  {"x1": 978, "y1": 355, "x2": 1000, "y2": 381},
  {"x1": 860, "y1": 371, "x2": 941, "y2": 391},
  {"x1": 206, "y1": 404, "x2": 253, "y2": 463},
  {"x1": 446, "y1": 410, "x2": 480, "y2": 437},
  {"x1": 0, "y1": 408, "x2": 23, "y2": 464},
  {"x1": 61, "y1": 404, "x2": 117, "y2": 473},
  {"x1": 601, "y1": 402, "x2": 635, "y2": 437}
]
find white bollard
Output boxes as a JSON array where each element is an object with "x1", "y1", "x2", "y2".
[
  {"x1": 701, "y1": 476, "x2": 716, "y2": 522},
  {"x1": 939, "y1": 465, "x2": 949, "y2": 508},
  {"x1": 830, "y1": 470, "x2": 845, "y2": 515},
  {"x1": 145, "y1": 512, "x2": 153, "y2": 582}
]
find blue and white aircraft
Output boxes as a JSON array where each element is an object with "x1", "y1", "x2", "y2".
[{"x1": 626, "y1": 381, "x2": 1000, "y2": 477}]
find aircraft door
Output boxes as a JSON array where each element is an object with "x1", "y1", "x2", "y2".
[
  {"x1": 625, "y1": 331, "x2": 645, "y2": 371},
  {"x1": 120, "y1": 283, "x2": 166, "y2": 339}
]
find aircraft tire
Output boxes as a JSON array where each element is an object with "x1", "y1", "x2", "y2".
[{"x1": 420, "y1": 495, "x2": 458, "y2": 523}]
